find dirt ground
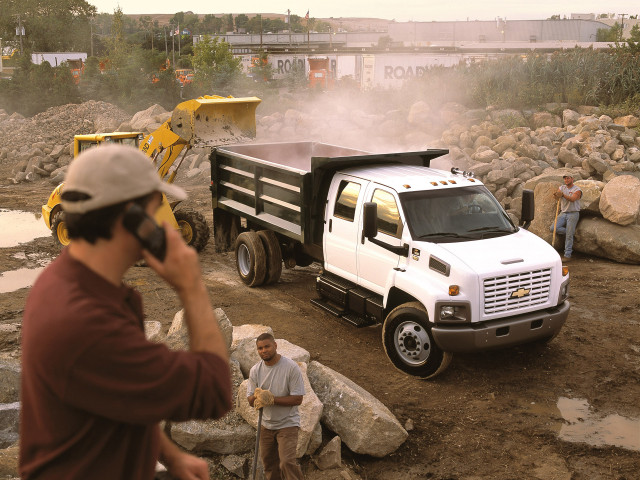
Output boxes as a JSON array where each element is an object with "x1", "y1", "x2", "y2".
[{"x1": 1, "y1": 173, "x2": 639, "y2": 480}]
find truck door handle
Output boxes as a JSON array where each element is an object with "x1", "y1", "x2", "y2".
[{"x1": 329, "y1": 219, "x2": 332, "y2": 232}]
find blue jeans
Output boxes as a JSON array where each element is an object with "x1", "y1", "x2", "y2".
[{"x1": 550, "y1": 211, "x2": 579, "y2": 257}]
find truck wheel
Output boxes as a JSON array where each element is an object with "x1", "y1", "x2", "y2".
[
  {"x1": 258, "y1": 230, "x2": 283, "y2": 284},
  {"x1": 235, "y1": 231, "x2": 267, "y2": 287},
  {"x1": 51, "y1": 211, "x2": 70, "y2": 247},
  {"x1": 174, "y1": 209, "x2": 210, "y2": 252},
  {"x1": 382, "y1": 302, "x2": 452, "y2": 379}
]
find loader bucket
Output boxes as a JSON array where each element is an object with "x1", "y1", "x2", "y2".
[{"x1": 170, "y1": 96, "x2": 261, "y2": 146}]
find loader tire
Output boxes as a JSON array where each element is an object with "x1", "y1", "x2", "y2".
[
  {"x1": 258, "y1": 230, "x2": 283, "y2": 284},
  {"x1": 235, "y1": 231, "x2": 267, "y2": 287},
  {"x1": 51, "y1": 211, "x2": 70, "y2": 247},
  {"x1": 174, "y1": 208, "x2": 210, "y2": 252},
  {"x1": 382, "y1": 302, "x2": 452, "y2": 379}
]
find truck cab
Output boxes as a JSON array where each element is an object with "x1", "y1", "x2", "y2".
[{"x1": 318, "y1": 164, "x2": 569, "y2": 377}]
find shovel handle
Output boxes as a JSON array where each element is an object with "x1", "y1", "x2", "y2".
[
  {"x1": 552, "y1": 199, "x2": 560, "y2": 246},
  {"x1": 251, "y1": 408, "x2": 263, "y2": 480}
]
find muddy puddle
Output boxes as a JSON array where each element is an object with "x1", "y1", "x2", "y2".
[
  {"x1": 524, "y1": 397, "x2": 640, "y2": 451},
  {"x1": 0, "y1": 209, "x2": 51, "y2": 248}
]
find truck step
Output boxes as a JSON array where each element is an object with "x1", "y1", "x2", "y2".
[
  {"x1": 341, "y1": 313, "x2": 374, "y2": 328},
  {"x1": 310, "y1": 298, "x2": 344, "y2": 317}
]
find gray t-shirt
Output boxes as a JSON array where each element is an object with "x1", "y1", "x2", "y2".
[
  {"x1": 248, "y1": 356, "x2": 305, "y2": 429},
  {"x1": 560, "y1": 184, "x2": 581, "y2": 213}
]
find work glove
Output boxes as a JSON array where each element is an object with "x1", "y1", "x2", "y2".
[
  {"x1": 553, "y1": 190, "x2": 563, "y2": 199},
  {"x1": 253, "y1": 388, "x2": 275, "y2": 410}
]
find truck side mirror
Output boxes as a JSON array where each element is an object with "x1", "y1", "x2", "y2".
[
  {"x1": 521, "y1": 190, "x2": 535, "y2": 229},
  {"x1": 363, "y1": 202, "x2": 378, "y2": 238}
]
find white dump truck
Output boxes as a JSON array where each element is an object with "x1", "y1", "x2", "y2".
[{"x1": 210, "y1": 142, "x2": 570, "y2": 378}]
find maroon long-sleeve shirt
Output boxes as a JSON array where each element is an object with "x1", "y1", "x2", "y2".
[{"x1": 20, "y1": 248, "x2": 232, "y2": 479}]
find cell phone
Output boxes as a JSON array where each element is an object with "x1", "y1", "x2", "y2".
[{"x1": 122, "y1": 203, "x2": 167, "y2": 261}]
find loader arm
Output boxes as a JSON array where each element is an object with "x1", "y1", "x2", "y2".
[{"x1": 139, "y1": 121, "x2": 190, "y2": 182}]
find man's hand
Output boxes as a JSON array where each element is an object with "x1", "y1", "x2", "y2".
[
  {"x1": 159, "y1": 429, "x2": 210, "y2": 479},
  {"x1": 553, "y1": 189, "x2": 563, "y2": 200},
  {"x1": 254, "y1": 388, "x2": 275, "y2": 409},
  {"x1": 143, "y1": 222, "x2": 202, "y2": 295},
  {"x1": 164, "y1": 451, "x2": 209, "y2": 480}
]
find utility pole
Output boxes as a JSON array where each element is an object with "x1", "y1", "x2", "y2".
[
  {"x1": 90, "y1": 20, "x2": 94, "y2": 57},
  {"x1": 619, "y1": 13, "x2": 626, "y2": 41},
  {"x1": 171, "y1": 24, "x2": 175, "y2": 68},
  {"x1": 164, "y1": 26, "x2": 168, "y2": 58},
  {"x1": 288, "y1": 9, "x2": 291, "y2": 46},
  {"x1": 178, "y1": 23, "x2": 181, "y2": 58},
  {"x1": 0, "y1": 38, "x2": 3, "y2": 74}
]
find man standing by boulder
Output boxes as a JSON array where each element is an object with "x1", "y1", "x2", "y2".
[
  {"x1": 248, "y1": 333, "x2": 305, "y2": 480},
  {"x1": 552, "y1": 173, "x2": 582, "y2": 261},
  {"x1": 20, "y1": 145, "x2": 232, "y2": 479}
]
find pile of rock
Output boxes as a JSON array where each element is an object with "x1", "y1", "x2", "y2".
[
  {"x1": 157, "y1": 309, "x2": 408, "y2": 478},
  {"x1": 0, "y1": 308, "x2": 406, "y2": 478},
  {"x1": 438, "y1": 107, "x2": 640, "y2": 264}
]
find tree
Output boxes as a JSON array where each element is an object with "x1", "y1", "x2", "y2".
[
  {"x1": 1, "y1": 0, "x2": 96, "y2": 52},
  {"x1": 191, "y1": 35, "x2": 242, "y2": 91},
  {"x1": 235, "y1": 14, "x2": 249, "y2": 32},
  {"x1": 596, "y1": 22, "x2": 622, "y2": 42}
]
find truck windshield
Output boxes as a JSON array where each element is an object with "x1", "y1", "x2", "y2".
[{"x1": 400, "y1": 185, "x2": 516, "y2": 243}]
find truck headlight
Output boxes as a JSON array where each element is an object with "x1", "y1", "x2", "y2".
[
  {"x1": 558, "y1": 279, "x2": 570, "y2": 304},
  {"x1": 439, "y1": 305, "x2": 469, "y2": 322}
]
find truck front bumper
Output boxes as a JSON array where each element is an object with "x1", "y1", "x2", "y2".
[{"x1": 431, "y1": 301, "x2": 570, "y2": 353}]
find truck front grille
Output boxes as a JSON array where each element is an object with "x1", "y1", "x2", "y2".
[{"x1": 483, "y1": 268, "x2": 551, "y2": 314}]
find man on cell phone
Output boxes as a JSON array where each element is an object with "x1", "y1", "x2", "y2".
[{"x1": 20, "y1": 144, "x2": 231, "y2": 480}]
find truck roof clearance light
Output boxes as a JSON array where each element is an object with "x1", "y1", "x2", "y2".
[
  {"x1": 440, "y1": 181, "x2": 448, "y2": 185},
  {"x1": 468, "y1": 178, "x2": 476, "y2": 182},
  {"x1": 430, "y1": 182, "x2": 438, "y2": 186},
  {"x1": 449, "y1": 285, "x2": 460, "y2": 296},
  {"x1": 403, "y1": 184, "x2": 411, "y2": 189},
  {"x1": 449, "y1": 180, "x2": 457, "y2": 184}
]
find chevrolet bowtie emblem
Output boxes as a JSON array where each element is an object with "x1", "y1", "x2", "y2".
[{"x1": 511, "y1": 288, "x2": 531, "y2": 299}]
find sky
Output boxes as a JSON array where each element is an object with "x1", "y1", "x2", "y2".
[{"x1": 88, "y1": 0, "x2": 638, "y2": 22}]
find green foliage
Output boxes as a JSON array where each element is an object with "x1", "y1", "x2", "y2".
[
  {"x1": 410, "y1": 48, "x2": 640, "y2": 110},
  {"x1": 0, "y1": 0, "x2": 96, "y2": 52},
  {"x1": 190, "y1": 35, "x2": 242, "y2": 93},
  {"x1": 283, "y1": 58, "x2": 308, "y2": 91},
  {"x1": 0, "y1": 54, "x2": 80, "y2": 116},
  {"x1": 597, "y1": 22, "x2": 622, "y2": 42}
]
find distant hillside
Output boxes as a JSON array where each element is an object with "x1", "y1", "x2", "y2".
[{"x1": 125, "y1": 13, "x2": 392, "y2": 32}]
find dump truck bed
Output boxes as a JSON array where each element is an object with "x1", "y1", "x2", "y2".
[{"x1": 210, "y1": 141, "x2": 448, "y2": 245}]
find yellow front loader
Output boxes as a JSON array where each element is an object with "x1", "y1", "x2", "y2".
[{"x1": 42, "y1": 95, "x2": 261, "y2": 251}]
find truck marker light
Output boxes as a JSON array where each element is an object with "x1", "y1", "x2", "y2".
[
  {"x1": 450, "y1": 180, "x2": 457, "y2": 184},
  {"x1": 468, "y1": 178, "x2": 476, "y2": 182},
  {"x1": 440, "y1": 181, "x2": 448, "y2": 185},
  {"x1": 510, "y1": 288, "x2": 530, "y2": 299},
  {"x1": 403, "y1": 184, "x2": 411, "y2": 189},
  {"x1": 430, "y1": 182, "x2": 438, "y2": 186},
  {"x1": 449, "y1": 285, "x2": 460, "y2": 296},
  {"x1": 562, "y1": 266, "x2": 569, "y2": 276}
]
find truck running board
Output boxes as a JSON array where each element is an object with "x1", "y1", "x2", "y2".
[{"x1": 312, "y1": 273, "x2": 382, "y2": 327}]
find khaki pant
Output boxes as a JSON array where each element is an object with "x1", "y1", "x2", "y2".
[{"x1": 259, "y1": 426, "x2": 304, "y2": 480}]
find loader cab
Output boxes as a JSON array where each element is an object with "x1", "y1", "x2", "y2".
[{"x1": 73, "y1": 132, "x2": 145, "y2": 157}]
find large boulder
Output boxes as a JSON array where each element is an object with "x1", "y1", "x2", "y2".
[
  {"x1": 574, "y1": 180, "x2": 604, "y2": 215},
  {"x1": 528, "y1": 182, "x2": 563, "y2": 246},
  {"x1": 165, "y1": 308, "x2": 233, "y2": 352},
  {"x1": 231, "y1": 324, "x2": 273, "y2": 351},
  {"x1": 130, "y1": 104, "x2": 169, "y2": 132},
  {"x1": 613, "y1": 115, "x2": 640, "y2": 128},
  {"x1": 599, "y1": 175, "x2": 640, "y2": 226},
  {"x1": 0, "y1": 403, "x2": 20, "y2": 449},
  {"x1": 307, "y1": 362, "x2": 407, "y2": 457},
  {"x1": 0, "y1": 363, "x2": 19, "y2": 404},
  {"x1": 574, "y1": 218, "x2": 640, "y2": 264}
]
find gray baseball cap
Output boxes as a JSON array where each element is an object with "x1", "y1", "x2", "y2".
[{"x1": 61, "y1": 143, "x2": 187, "y2": 214}]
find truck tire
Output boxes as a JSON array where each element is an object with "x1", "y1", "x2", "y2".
[
  {"x1": 235, "y1": 231, "x2": 267, "y2": 287},
  {"x1": 51, "y1": 211, "x2": 70, "y2": 247},
  {"x1": 382, "y1": 302, "x2": 452, "y2": 379},
  {"x1": 258, "y1": 230, "x2": 283, "y2": 284},
  {"x1": 174, "y1": 208, "x2": 210, "y2": 252}
]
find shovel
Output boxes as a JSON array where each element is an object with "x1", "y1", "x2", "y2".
[{"x1": 251, "y1": 408, "x2": 263, "y2": 480}]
